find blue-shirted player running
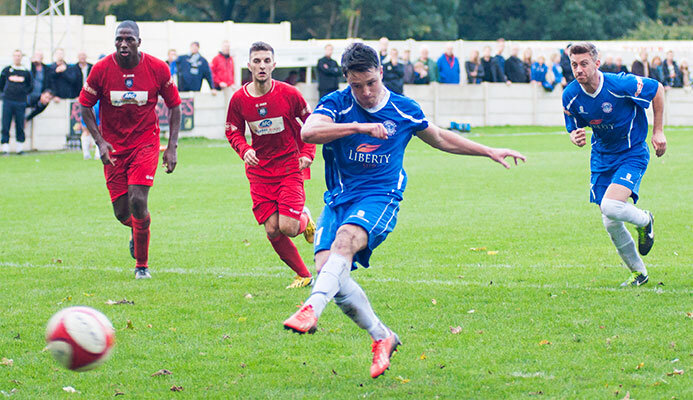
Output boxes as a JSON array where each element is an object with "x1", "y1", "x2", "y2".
[
  {"x1": 562, "y1": 42, "x2": 667, "y2": 287},
  {"x1": 283, "y1": 43, "x2": 526, "y2": 378}
]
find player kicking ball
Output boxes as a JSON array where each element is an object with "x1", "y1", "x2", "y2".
[
  {"x1": 562, "y1": 42, "x2": 667, "y2": 287},
  {"x1": 225, "y1": 42, "x2": 317, "y2": 289},
  {"x1": 283, "y1": 43, "x2": 526, "y2": 378},
  {"x1": 80, "y1": 20, "x2": 181, "y2": 279}
]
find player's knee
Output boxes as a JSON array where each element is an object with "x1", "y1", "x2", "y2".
[
  {"x1": 265, "y1": 224, "x2": 281, "y2": 239},
  {"x1": 128, "y1": 194, "x2": 148, "y2": 217},
  {"x1": 332, "y1": 226, "x2": 366, "y2": 255},
  {"x1": 600, "y1": 198, "x2": 625, "y2": 220},
  {"x1": 279, "y1": 220, "x2": 300, "y2": 237}
]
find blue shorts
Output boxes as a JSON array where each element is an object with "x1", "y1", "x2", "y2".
[
  {"x1": 314, "y1": 195, "x2": 400, "y2": 270},
  {"x1": 590, "y1": 143, "x2": 649, "y2": 205}
]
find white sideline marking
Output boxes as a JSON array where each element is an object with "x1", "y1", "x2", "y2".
[
  {"x1": 464, "y1": 131, "x2": 566, "y2": 138},
  {"x1": 1, "y1": 261, "x2": 690, "y2": 294}
]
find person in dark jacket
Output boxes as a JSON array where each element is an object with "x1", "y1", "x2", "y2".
[
  {"x1": 560, "y1": 45, "x2": 574, "y2": 84},
  {"x1": 661, "y1": 51, "x2": 683, "y2": 88},
  {"x1": 465, "y1": 49, "x2": 484, "y2": 84},
  {"x1": 1, "y1": 50, "x2": 33, "y2": 155},
  {"x1": 47, "y1": 48, "x2": 81, "y2": 99},
  {"x1": 492, "y1": 38, "x2": 507, "y2": 82},
  {"x1": 29, "y1": 51, "x2": 47, "y2": 105},
  {"x1": 505, "y1": 46, "x2": 528, "y2": 83},
  {"x1": 479, "y1": 46, "x2": 504, "y2": 83},
  {"x1": 383, "y1": 48, "x2": 404, "y2": 94},
  {"x1": 176, "y1": 41, "x2": 215, "y2": 91},
  {"x1": 25, "y1": 89, "x2": 54, "y2": 123},
  {"x1": 316, "y1": 44, "x2": 341, "y2": 99},
  {"x1": 413, "y1": 61, "x2": 430, "y2": 84},
  {"x1": 631, "y1": 50, "x2": 649, "y2": 77}
]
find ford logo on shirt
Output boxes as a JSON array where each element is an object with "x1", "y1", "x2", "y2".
[
  {"x1": 259, "y1": 119, "x2": 273, "y2": 128},
  {"x1": 122, "y1": 92, "x2": 137, "y2": 100}
]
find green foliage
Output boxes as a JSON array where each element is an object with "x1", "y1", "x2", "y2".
[
  {"x1": 657, "y1": 0, "x2": 693, "y2": 25},
  {"x1": 623, "y1": 19, "x2": 693, "y2": 40},
  {"x1": 0, "y1": 129, "x2": 692, "y2": 397}
]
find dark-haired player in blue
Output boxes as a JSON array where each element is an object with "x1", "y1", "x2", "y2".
[
  {"x1": 283, "y1": 42, "x2": 526, "y2": 378},
  {"x1": 562, "y1": 42, "x2": 667, "y2": 287}
]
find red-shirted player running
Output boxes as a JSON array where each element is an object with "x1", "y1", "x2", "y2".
[
  {"x1": 79, "y1": 20, "x2": 181, "y2": 279},
  {"x1": 225, "y1": 42, "x2": 317, "y2": 289}
]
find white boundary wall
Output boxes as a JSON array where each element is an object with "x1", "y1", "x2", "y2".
[{"x1": 5, "y1": 84, "x2": 692, "y2": 152}]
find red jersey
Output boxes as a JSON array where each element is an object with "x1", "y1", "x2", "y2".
[
  {"x1": 225, "y1": 80, "x2": 316, "y2": 183},
  {"x1": 79, "y1": 52, "x2": 181, "y2": 155}
]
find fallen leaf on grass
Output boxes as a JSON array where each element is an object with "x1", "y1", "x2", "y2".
[
  {"x1": 58, "y1": 296, "x2": 72, "y2": 305},
  {"x1": 241, "y1": 239, "x2": 251, "y2": 246},
  {"x1": 470, "y1": 247, "x2": 487, "y2": 251},
  {"x1": 244, "y1": 293, "x2": 253, "y2": 299},
  {"x1": 10, "y1": 380, "x2": 21, "y2": 385},
  {"x1": 395, "y1": 376, "x2": 410, "y2": 384},
  {"x1": 331, "y1": 369, "x2": 337, "y2": 375},
  {"x1": 237, "y1": 317, "x2": 247, "y2": 323},
  {"x1": 1, "y1": 358, "x2": 13, "y2": 367},
  {"x1": 419, "y1": 353, "x2": 427, "y2": 360},
  {"x1": 636, "y1": 362, "x2": 644, "y2": 370},
  {"x1": 686, "y1": 312, "x2": 693, "y2": 319},
  {"x1": 487, "y1": 251, "x2": 499, "y2": 255},
  {"x1": 467, "y1": 309, "x2": 475, "y2": 314},
  {"x1": 450, "y1": 326, "x2": 462, "y2": 334},
  {"x1": 222, "y1": 334, "x2": 231, "y2": 340},
  {"x1": 147, "y1": 324, "x2": 153, "y2": 328},
  {"x1": 106, "y1": 299, "x2": 135, "y2": 305},
  {"x1": 114, "y1": 390, "x2": 125, "y2": 396},
  {"x1": 151, "y1": 369, "x2": 173, "y2": 376},
  {"x1": 63, "y1": 386, "x2": 77, "y2": 393},
  {"x1": 240, "y1": 363, "x2": 246, "y2": 368},
  {"x1": 538, "y1": 340, "x2": 551, "y2": 346},
  {"x1": 83, "y1": 293, "x2": 94, "y2": 297},
  {"x1": 666, "y1": 369, "x2": 684, "y2": 376},
  {"x1": 0, "y1": 388, "x2": 18, "y2": 396},
  {"x1": 170, "y1": 385, "x2": 184, "y2": 392},
  {"x1": 431, "y1": 299, "x2": 437, "y2": 305},
  {"x1": 13, "y1": 333, "x2": 20, "y2": 340},
  {"x1": 125, "y1": 320, "x2": 134, "y2": 329},
  {"x1": 52, "y1": 258, "x2": 62, "y2": 263},
  {"x1": 529, "y1": 391, "x2": 543, "y2": 396}
]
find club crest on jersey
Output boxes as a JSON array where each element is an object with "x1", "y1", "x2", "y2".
[
  {"x1": 258, "y1": 107, "x2": 268, "y2": 117},
  {"x1": 601, "y1": 102, "x2": 613, "y2": 113},
  {"x1": 383, "y1": 120, "x2": 397, "y2": 137},
  {"x1": 124, "y1": 78, "x2": 134, "y2": 88}
]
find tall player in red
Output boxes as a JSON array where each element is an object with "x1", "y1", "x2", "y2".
[
  {"x1": 225, "y1": 42, "x2": 316, "y2": 289},
  {"x1": 80, "y1": 20, "x2": 181, "y2": 279}
]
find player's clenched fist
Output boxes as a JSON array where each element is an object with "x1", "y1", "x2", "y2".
[
  {"x1": 651, "y1": 130, "x2": 667, "y2": 157},
  {"x1": 570, "y1": 128, "x2": 587, "y2": 147},
  {"x1": 361, "y1": 123, "x2": 388, "y2": 140},
  {"x1": 243, "y1": 148, "x2": 260, "y2": 166}
]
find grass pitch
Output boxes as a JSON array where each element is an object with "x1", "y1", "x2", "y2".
[{"x1": 0, "y1": 126, "x2": 691, "y2": 399}]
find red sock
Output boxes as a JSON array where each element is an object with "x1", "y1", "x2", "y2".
[
  {"x1": 298, "y1": 212, "x2": 308, "y2": 234},
  {"x1": 120, "y1": 216, "x2": 132, "y2": 228},
  {"x1": 132, "y1": 214, "x2": 151, "y2": 268},
  {"x1": 268, "y1": 234, "x2": 311, "y2": 278}
]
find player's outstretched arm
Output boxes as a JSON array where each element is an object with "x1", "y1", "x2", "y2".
[
  {"x1": 417, "y1": 123, "x2": 526, "y2": 169},
  {"x1": 301, "y1": 113, "x2": 388, "y2": 144},
  {"x1": 163, "y1": 105, "x2": 181, "y2": 173},
  {"x1": 651, "y1": 83, "x2": 667, "y2": 157},
  {"x1": 80, "y1": 104, "x2": 114, "y2": 166}
]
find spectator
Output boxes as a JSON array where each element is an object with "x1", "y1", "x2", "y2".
[
  {"x1": 493, "y1": 38, "x2": 507, "y2": 79},
  {"x1": 284, "y1": 70, "x2": 299, "y2": 85},
  {"x1": 402, "y1": 49, "x2": 415, "y2": 84},
  {"x1": 531, "y1": 56, "x2": 553, "y2": 91},
  {"x1": 166, "y1": 49, "x2": 177, "y2": 77},
  {"x1": 465, "y1": 49, "x2": 484, "y2": 84},
  {"x1": 614, "y1": 57, "x2": 628, "y2": 74},
  {"x1": 412, "y1": 61, "x2": 430, "y2": 84},
  {"x1": 680, "y1": 60, "x2": 691, "y2": 89},
  {"x1": 1, "y1": 50, "x2": 33, "y2": 155},
  {"x1": 417, "y1": 45, "x2": 438, "y2": 83},
  {"x1": 176, "y1": 41, "x2": 215, "y2": 92},
  {"x1": 378, "y1": 37, "x2": 389, "y2": 62},
  {"x1": 599, "y1": 55, "x2": 618, "y2": 73},
  {"x1": 437, "y1": 42, "x2": 460, "y2": 84},
  {"x1": 76, "y1": 51, "x2": 93, "y2": 88},
  {"x1": 504, "y1": 46, "x2": 527, "y2": 83},
  {"x1": 47, "y1": 48, "x2": 81, "y2": 99},
  {"x1": 522, "y1": 48, "x2": 533, "y2": 82},
  {"x1": 29, "y1": 51, "x2": 47, "y2": 105},
  {"x1": 316, "y1": 43, "x2": 341, "y2": 99},
  {"x1": 479, "y1": 45, "x2": 503, "y2": 83},
  {"x1": 25, "y1": 89, "x2": 54, "y2": 122},
  {"x1": 661, "y1": 50, "x2": 683, "y2": 88},
  {"x1": 550, "y1": 53, "x2": 567, "y2": 88},
  {"x1": 560, "y1": 44, "x2": 574, "y2": 84},
  {"x1": 211, "y1": 40, "x2": 235, "y2": 90},
  {"x1": 383, "y1": 48, "x2": 404, "y2": 94},
  {"x1": 649, "y1": 56, "x2": 665, "y2": 84},
  {"x1": 631, "y1": 50, "x2": 649, "y2": 77}
]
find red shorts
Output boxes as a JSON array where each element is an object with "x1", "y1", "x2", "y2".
[
  {"x1": 104, "y1": 144, "x2": 159, "y2": 202},
  {"x1": 249, "y1": 172, "x2": 305, "y2": 224}
]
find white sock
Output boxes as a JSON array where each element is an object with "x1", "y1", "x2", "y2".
[
  {"x1": 305, "y1": 253, "x2": 350, "y2": 318},
  {"x1": 600, "y1": 198, "x2": 649, "y2": 227},
  {"x1": 334, "y1": 277, "x2": 390, "y2": 341},
  {"x1": 1, "y1": 143, "x2": 8, "y2": 153},
  {"x1": 16, "y1": 142, "x2": 23, "y2": 153},
  {"x1": 602, "y1": 215, "x2": 647, "y2": 275},
  {"x1": 81, "y1": 135, "x2": 91, "y2": 159}
]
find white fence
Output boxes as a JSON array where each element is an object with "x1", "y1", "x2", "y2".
[{"x1": 4, "y1": 83, "x2": 692, "y2": 152}]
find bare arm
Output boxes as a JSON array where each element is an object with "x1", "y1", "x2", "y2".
[
  {"x1": 163, "y1": 105, "x2": 181, "y2": 173},
  {"x1": 417, "y1": 123, "x2": 526, "y2": 168},
  {"x1": 80, "y1": 104, "x2": 114, "y2": 165},
  {"x1": 651, "y1": 83, "x2": 667, "y2": 157},
  {"x1": 300, "y1": 113, "x2": 388, "y2": 144}
]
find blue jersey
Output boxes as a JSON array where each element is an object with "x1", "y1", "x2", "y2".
[
  {"x1": 562, "y1": 72, "x2": 658, "y2": 154},
  {"x1": 313, "y1": 87, "x2": 429, "y2": 207}
]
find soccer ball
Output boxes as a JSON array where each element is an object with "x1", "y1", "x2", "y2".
[{"x1": 45, "y1": 306, "x2": 115, "y2": 371}]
